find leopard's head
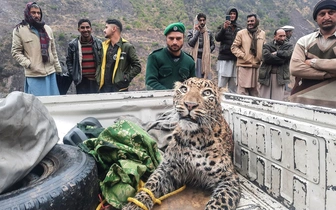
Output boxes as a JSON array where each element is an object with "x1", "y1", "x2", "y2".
[{"x1": 173, "y1": 78, "x2": 223, "y2": 131}]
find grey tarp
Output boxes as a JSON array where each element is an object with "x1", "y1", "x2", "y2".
[
  {"x1": 0, "y1": 91, "x2": 59, "y2": 193},
  {"x1": 116, "y1": 111, "x2": 178, "y2": 151}
]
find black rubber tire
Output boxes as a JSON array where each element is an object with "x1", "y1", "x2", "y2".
[{"x1": 0, "y1": 144, "x2": 99, "y2": 210}]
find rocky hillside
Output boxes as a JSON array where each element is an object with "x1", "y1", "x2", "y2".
[{"x1": 0, "y1": 0, "x2": 318, "y2": 96}]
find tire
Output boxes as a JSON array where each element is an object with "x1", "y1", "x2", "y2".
[{"x1": 0, "y1": 144, "x2": 99, "y2": 210}]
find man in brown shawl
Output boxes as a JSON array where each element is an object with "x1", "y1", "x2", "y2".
[
  {"x1": 187, "y1": 13, "x2": 215, "y2": 79},
  {"x1": 231, "y1": 14, "x2": 265, "y2": 96}
]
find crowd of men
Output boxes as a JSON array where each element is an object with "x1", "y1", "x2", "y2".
[{"x1": 11, "y1": 0, "x2": 336, "y2": 106}]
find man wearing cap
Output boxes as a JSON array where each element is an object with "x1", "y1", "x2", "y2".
[
  {"x1": 97, "y1": 19, "x2": 141, "y2": 92},
  {"x1": 187, "y1": 13, "x2": 215, "y2": 79},
  {"x1": 145, "y1": 22, "x2": 196, "y2": 90},
  {"x1": 290, "y1": 0, "x2": 336, "y2": 97},
  {"x1": 231, "y1": 14, "x2": 265, "y2": 96},
  {"x1": 281, "y1": 25, "x2": 295, "y2": 42}
]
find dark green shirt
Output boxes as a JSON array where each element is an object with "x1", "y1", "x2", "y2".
[{"x1": 145, "y1": 48, "x2": 196, "y2": 90}]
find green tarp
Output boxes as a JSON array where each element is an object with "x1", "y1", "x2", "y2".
[{"x1": 79, "y1": 119, "x2": 162, "y2": 209}]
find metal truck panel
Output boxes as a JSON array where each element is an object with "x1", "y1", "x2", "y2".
[
  {"x1": 223, "y1": 93, "x2": 336, "y2": 210},
  {"x1": 35, "y1": 91, "x2": 336, "y2": 209}
]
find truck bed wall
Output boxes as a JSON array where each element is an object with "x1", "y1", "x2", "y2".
[
  {"x1": 39, "y1": 91, "x2": 336, "y2": 210},
  {"x1": 223, "y1": 93, "x2": 336, "y2": 210}
]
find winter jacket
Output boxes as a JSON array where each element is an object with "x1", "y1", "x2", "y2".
[
  {"x1": 215, "y1": 6, "x2": 242, "y2": 61},
  {"x1": 145, "y1": 48, "x2": 196, "y2": 90},
  {"x1": 97, "y1": 38, "x2": 141, "y2": 91},
  {"x1": 11, "y1": 24, "x2": 62, "y2": 77},
  {"x1": 66, "y1": 36, "x2": 102, "y2": 85},
  {"x1": 231, "y1": 28, "x2": 266, "y2": 68},
  {"x1": 258, "y1": 40, "x2": 293, "y2": 86},
  {"x1": 187, "y1": 29, "x2": 215, "y2": 58}
]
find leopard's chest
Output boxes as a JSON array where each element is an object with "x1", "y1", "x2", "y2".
[{"x1": 166, "y1": 141, "x2": 225, "y2": 177}]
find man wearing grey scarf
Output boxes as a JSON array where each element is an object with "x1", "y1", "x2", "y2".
[{"x1": 231, "y1": 14, "x2": 265, "y2": 96}]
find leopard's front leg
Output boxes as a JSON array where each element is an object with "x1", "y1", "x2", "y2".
[
  {"x1": 122, "y1": 190, "x2": 153, "y2": 210},
  {"x1": 122, "y1": 159, "x2": 183, "y2": 210},
  {"x1": 205, "y1": 173, "x2": 241, "y2": 210}
]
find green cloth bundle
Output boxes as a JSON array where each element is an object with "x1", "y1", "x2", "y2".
[{"x1": 79, "y1": 119, "x2": 162, "y2": 209}]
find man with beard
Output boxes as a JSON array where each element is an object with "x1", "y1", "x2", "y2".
[
  {"x1": 231, "y1": 14, "x2": 265, "y2": 96},
  {"x1": 11, "y1": 2, "x2": 62, "y2": 96},
  {"x1": 290, "y1": 0, "x2": 336, "y2": 96},
  {"x1": 281, "y1": 25, "x2": 295, "y2": 42},
  {"x1": 187, "y1": 13, "x2": 215, "y2": 79},
  {"x1": 97, "y1": 19, "x2": 141, "y2": 92},
  {"x1": 215, "y1": 6, "x2": 242, "y2": 93},
  {"x1": 258, "y1": 29, "x2": 293, "y2": 100},
  {"x1": 146, "y1": 22, "x2": 195, "y2": 90},
  {"x1": 66, "y1": 19, "x2": 102, "y2": 94}
]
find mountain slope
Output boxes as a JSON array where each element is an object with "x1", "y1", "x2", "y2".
[{"x1": 0, "y1": 0, "x2": 318, "y2": 96}]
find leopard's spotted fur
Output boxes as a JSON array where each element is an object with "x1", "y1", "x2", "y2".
[{"x1": 123, "y1": 78, "x2": 241, "y2": 210}]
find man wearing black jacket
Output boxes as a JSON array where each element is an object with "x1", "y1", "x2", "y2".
[
  {"x1": 258, "y1": 28, "x2": 293, "y2": 100},
  {"x1": 66, "y1": 19, "x2": 102, "y2": 94},
  {"x1": 215, "y1": 7, "x2": 241, "y2": 93}
]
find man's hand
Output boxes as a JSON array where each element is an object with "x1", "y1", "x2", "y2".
[
  {"x1": 272, "y1": 51, "x2": 277, "y2": 55},
  {"x1": 199, "y1": 26, "x2": 206, "y2": 33},
  {"x1": 223, "y1": 20, "x2": 231, "y2": 29},
  {"x1": 304, "y1": 59, "x2": 312, "y2": 66},
  {"x1": 194, "y1": 24, "x2": 200, "y2": 31},
  {"x1": 195, "y1": 24, "x2": 205, "y2": 33}
]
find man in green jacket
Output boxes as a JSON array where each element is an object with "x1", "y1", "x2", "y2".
[
  {"x1": 146, "y1": 22, "x2": 196, "y2": 90},
  {"x1": 97, "y1": 19, "x2": 141, "y2": 92},
  {"x1": 258, "y1": 28, "x2": 293, "y2": 101}
]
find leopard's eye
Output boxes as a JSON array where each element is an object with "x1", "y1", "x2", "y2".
[
  {"x1": 180, "y1": 85, "x2": 188, "y2": 93},
  {"x1": 202, "y1": 89, "x2": 213, "y2": 96}
]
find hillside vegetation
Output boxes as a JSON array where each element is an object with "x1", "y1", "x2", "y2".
[{"x1": 0, "y1": 0, "x2": 318, "y2": 96}]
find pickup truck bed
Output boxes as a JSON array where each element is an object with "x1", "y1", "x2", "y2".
[{"x1": 40, "y1": 91, "x2": 336, "y2": 210}]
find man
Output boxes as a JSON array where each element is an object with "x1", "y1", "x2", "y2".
[
  {"x1": 281, "y1": 25, "x2": 295, "y2": 94},
  {"x1": 97, "y1": 19, "x2": 141, "y2": 92},
  {"x1": 258, "y1": 28, "x2": 293, "y2": 100},
  {"x1": 231, "y1": 14, "x2": 265, "y2": 96},
  {"x1": 66, "y1": 19, "x2": 102, "y2": 94},
  {"x1": 187, "y1": 13, "x2": 215, "y2": 79},
  {"x1": 281, "y1": 25, "x2": 295, "y2": 42},
  {"x1": 146, "y1": 22, "x2": 196, "y2": 90},
  {"x1": 290, "y1": 0, "x2": 336, "y2": 96},
  {"x1": 215, "y1": 6, "x2": 242, "y2": 93},
  {"x1": 11, "y1": 2, "x2": 62, "y2": 96}
]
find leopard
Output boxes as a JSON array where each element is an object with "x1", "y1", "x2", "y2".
[{"x1": 122, "y1": 77, "x2": 241, "y2": 210}]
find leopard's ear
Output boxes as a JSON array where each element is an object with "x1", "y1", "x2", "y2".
[
  {"x1": 219, "y1": 87, "x2": 228, "y2": 95},
  {"x1": 174, "y1": 81, "x2": 182, "y2": 90}
]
